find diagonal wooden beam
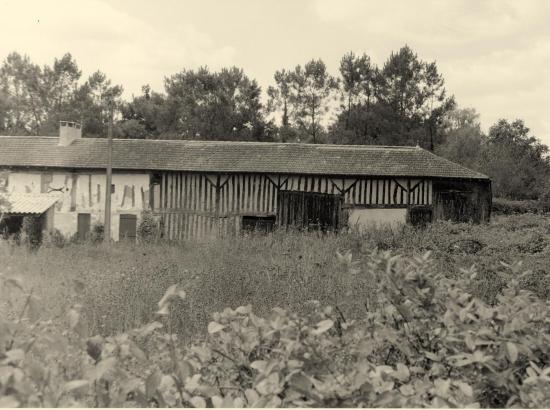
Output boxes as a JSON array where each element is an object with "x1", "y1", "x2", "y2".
[{"x1": 342, "y1": 179, "x2": 359, "y2": 194}]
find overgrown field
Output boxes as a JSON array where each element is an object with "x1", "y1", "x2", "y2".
[{"x1": 1, "y1": 214, "x2": 550, "y2": 407}]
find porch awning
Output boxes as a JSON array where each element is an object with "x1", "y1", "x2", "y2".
[{"x1": 0, "y1": 193, "x2": 60, "y2": 215}]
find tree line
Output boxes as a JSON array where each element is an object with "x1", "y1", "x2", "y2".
[{"x1": 1, "y1": 46, "x2": 549, "y2": 200}]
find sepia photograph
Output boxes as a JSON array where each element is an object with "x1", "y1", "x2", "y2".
[{"x1": 1, "y1": 0, "x2": 550, "y2": 408}]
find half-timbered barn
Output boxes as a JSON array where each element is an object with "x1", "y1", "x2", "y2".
[{"x1": 0, "y1": 122, "x2": 491, "y2": 241}]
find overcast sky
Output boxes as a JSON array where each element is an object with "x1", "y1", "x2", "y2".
[{"x1": 1, "y1": 0, "x2": 549, "y2": 144}]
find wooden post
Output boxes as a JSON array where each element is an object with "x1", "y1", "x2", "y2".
[
  {"x1": 215, "y1": 174, "x2": 221, "y2": 237},
  {"x1": 104, "y1": 106, "x2": 113, "y2": 242},
  {"x1": 406, "y1": 179, "x2": 411, "y2": 224}
]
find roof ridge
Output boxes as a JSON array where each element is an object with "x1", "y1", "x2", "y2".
[
  {"x1": 0, "y1": 135, "x2": 426, "y2": 151},
  {"x1": 0, "y1": 135, "x2": 429, "y2": 151},
  {"x1": 0, "y1": 135, "x2": 57, "y2": 139},
  {"x1": 107, "y1": 138, "x2": 420, "y2": 150}
]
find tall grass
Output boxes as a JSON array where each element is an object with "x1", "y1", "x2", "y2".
[{"x1": 2, "y1": 213, "x2": 550, "y2": 342}]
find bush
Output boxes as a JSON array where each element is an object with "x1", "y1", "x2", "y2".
[
  {"x1": 467, "y1": 268, "x2": 507, "y2": 305},
  {"x1": 89, "y1": 223, "x2": 104, "y2": 243},
  {"x1": 136, "y1": 255, "x2": 550, "y2": 408},
  {"x1": 43, "y1": 228, "x2": 66, "y2": 248},
  {"x1": 516, "y1": 233, "x2": 547, "y2": 254},
  {"x1": 4, "y1": 250, "x2": 550, "y2": 408},
  {"x1": 137, "y1": 211, "x2": 161, "y2": 243},
  {"x1": 492, "y1": 198, "x2": 550, "y2": 215},
  {"x1": 519, "y1": 269, "x2": 550, "y2": 300},
  {"x1": 496, "y1": 213, "x2": 542, "y2": 232},
  {"x1": 4, "y1": 215, "x2": 550, "y2": 407},
  {"x1": 21, "y1": 215, "x2": 42, "y2": 250}
]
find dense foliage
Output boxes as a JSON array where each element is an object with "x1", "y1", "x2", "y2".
[
  {"x1": 267, "y1": 59, "x2": 338, "y2": 143},
  {"x1": 327, "y1": 47, "x2": 454, "y2": 150},
  {"x1": 1, "y1": 246, "x2": 550, "y2": 407},
  {"x1": 434, "y1": 112, "x2": 550, "y2": 201},
  {"x1": 2, "y1": 215, "x2": 550, "y2": 407},
  {"x1": 2, "y1": 46, "x2": 550, "y2": 200},
  {"x1": 160, "y1": 67, "x2": 270, "y2": 141},
  {"x1": 0, "y1": 53, "x2": 122, "y2": 137},
  {"x1": 136, "y1": 211, "x2": 161, "y2": 243},
  {"x1": 492, "y1": 198, "x2": 550, "y2": 215},
  {"x1": 480, "y1": 120, "x2": 550, "y2": 200},
  {"x1": 20, "y1": 215, "x2": 42, "y2": 251}
]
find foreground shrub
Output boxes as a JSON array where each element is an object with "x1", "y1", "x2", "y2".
[
  {"x1": 139, "y1": 255, "x2": 550, "y2": 408},
  {"x1": 519, "y1": 269, "x2": 550, "y2": 300},
  {"x1": 467, "y1": 267, "x2": 508, "y2": 305},
  {"x1": 2, "y1": 250, "x2": 550, "y2": 408}
]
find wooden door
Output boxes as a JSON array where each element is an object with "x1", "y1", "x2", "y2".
[
  {"x1": 435, "y1": 191, "x2": 470, "y2": 222},
  {"x1": 119, "y1": 214, "x2": 137, "y2": 241},
  {"x1": 277, "y1": 190, "x2": 343, "y2": 231},
  {"x1": 77, "y1": 213, "x2": 91, "y2": 241}
]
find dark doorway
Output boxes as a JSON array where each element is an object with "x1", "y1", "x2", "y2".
[
  {"x1": 408, "y1": 206, "x2": 433, "y2": 227},
  {"x1": 435, "y1": 191, "x2": 471, "y2": 222},
  {"x1": 0, "y1": 215, "x2": 23, "y2": 239},
  {"x1": 119, "y1": 214, "x2": 137, "y2": 241},
  {"x1": 77, "y1": 213, "x2": 91, "y2": 241},
  {"x1": 277, "y1": 190, "x2": 343, "y2": 231},
  {"x1": 242, "y1": 215, "x2": 276, "y2": 233}
]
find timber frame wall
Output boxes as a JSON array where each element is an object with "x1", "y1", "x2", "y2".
[{"x1": 152, "y1": 171, "x2": 436, "y2": 240}]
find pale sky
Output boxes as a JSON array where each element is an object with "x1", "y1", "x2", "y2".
[{"x1": 1, "y1": 0, "x2": 549, "y2": 144}]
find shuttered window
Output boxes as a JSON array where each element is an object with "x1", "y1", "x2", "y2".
[{"x1": 119, "y1": 214, "x2": 137, "y2": 241}]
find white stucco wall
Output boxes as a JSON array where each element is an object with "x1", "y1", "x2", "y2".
[
  {"x1": 1, "y1": 170, "x2": 150, "y2": 240},
  {"x1": 348, "y1": 208, "x2": 407, "y2": 232}
]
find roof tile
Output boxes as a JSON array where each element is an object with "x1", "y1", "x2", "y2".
[
  {"x1": 0, "y1": 192, "x2": 60, "y2": 214},
  {"x1": 0, "y1": 136, "x2": 489, "y2": 179}
]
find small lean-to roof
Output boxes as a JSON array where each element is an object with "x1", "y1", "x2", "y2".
[
  {"x1": 0, "y1": 136, "x2": 489, "y2": 180},
  {"x1": 0, "y1": 192, "x2": 60, "y2": 214}
]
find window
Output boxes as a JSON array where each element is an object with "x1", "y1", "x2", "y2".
[
  {"x1": 111, "y1": 184, "x2": 115, "y2": 194},
  {"x1": 241, "y1": 215, "x2": 276, "y2": 233},
  {"x1": 41, "y1": 173, "x2": 53, "y2": 193},
  {"x1": 151, "y1": 173, "x2": 162, "y2": 185}
]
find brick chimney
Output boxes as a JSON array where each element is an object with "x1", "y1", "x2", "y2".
[{"x1": 58, "y1": 121, "x2": 82, "y2": 146}]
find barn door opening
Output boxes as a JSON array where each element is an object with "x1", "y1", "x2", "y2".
[
  {"x1": 77, "y1": 213, "x2": 91, "y2": 241},
  {"x1": 407, "y1": 205, "x2": 433, "y2": 227},
  {"x1": 435, "y1": 191, "x2": 471, "y2": 222},
  {"x1": 119, "y1": 214, "x2": 137, "y2": 241},
  {"x1": 277, "y1": 190, "x2": 343, "y2": 231},
  {"x1": 242, "y1": 215, "x2": 276, "y2": 233}
]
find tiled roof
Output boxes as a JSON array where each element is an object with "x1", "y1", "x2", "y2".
[
  {"x1": 0, "y1": 192, "x2": 60, "y2": 214},
  {"x1": 0, "y1": 136, "x2": 489, "y2": 179}
]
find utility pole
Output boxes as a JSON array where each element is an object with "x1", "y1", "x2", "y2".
[{"x1": 104, "y1": 103, "x2": 113, "y2": 242}]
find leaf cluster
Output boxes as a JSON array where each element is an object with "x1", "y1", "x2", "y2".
[{"x1": 2, "y1": 248, "x2": 550, "y2": 407}]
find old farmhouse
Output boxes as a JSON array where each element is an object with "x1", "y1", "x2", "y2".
[{"x1": 0, "y1": 122, "x2": 491, "y2": 241}]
